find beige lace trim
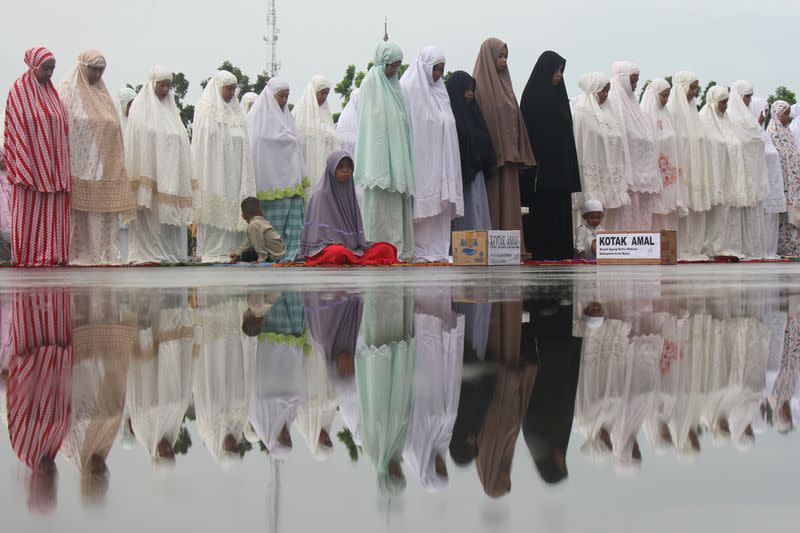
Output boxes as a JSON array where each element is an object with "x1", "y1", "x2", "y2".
[
  {"x1": 73, "y1": 324, "x2": 138, "y2": 359},
  {"x1": 71, "y1": 176, "x2": 137, "y2": 213},
  {"x1": 132, "y1": 176, "x2": 196, "y2": 208}
]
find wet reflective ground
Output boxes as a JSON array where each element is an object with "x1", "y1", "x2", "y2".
[{"x1": 2, "y1": 265, "x2": 800, "y2": 532}]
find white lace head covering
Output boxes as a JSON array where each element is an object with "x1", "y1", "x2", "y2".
[
  {"x1": 240, "y1": 92, "x2": 258, "y2": 114},
  {"x1": 246, "y1": 77, "x2": 305, "y2": 196},
  {"x1": 701, "y1": 85, "x2": 768, "y2": 207},
  {"x1": 115, "y1": 86, "x2": 137, "y2": 133},
  {"x1": 399, "y1": 45, "x2": 463, "y2": 220},
  {"x1": 195, "y1": 70, "x2": 242, "y2": 126},
  {"x1": 640, "y1": 78, "x2": 685, "y2": 215},
  {"x1": 292, "y1": 75, "x2": 337, "y2": 186},
  {"x1": 608, "y1": 61, "x2": 661, "y2": 193},
  {"x1": 728, "y1": 80, "x2": 759, "y2": 130},
  {"x1": 191, "y1": 70, "x2": 255, "y2": 232},
  {"x1": 125, "y1": 65, "x2": 194, "y2": 225},
  {"x1": 666, "y1": 71, "x2": 712, "y2": 211},
  {"x1": 572, "y1": 73, "x2": 630, "y2": 210}
]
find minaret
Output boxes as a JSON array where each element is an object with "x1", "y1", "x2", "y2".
[{"x1": 383, "y1": 17, "x2": 389, "y2": 42}]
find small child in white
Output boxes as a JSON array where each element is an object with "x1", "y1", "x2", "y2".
[{"x1": 575, "y1": 199, "x2": 605, "y2": 259}]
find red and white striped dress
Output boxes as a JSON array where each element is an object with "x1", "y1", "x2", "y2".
[
  {"x1": 7, "y1": 289, "x2": 72, "y2": 470},
  {"x1": 3, "y1": 47, "x2": 71, "y2": 266}
]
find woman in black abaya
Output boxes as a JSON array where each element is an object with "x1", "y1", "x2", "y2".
[{"x1": 519, "y1": 51, "x2": 581, "y2": 260}]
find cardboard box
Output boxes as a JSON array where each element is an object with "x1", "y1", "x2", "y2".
[
  {"x1": 452, "y1": 230, "x2": 521, "y2": 266},
  {"x1": 596, "y1": 230, "x2": 677, "y2": 265}
]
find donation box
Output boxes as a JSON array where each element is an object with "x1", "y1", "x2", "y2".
[
  {"x1": 452, "y1": 230, "x2": 521, "y2": 266},
  {"x1": 596, "y1": 230, "x2": 677, "y2": 265}
]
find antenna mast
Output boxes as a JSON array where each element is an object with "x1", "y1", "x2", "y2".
[{"x1": 263, "y1": 0, "x2": 281, "y2": 77}]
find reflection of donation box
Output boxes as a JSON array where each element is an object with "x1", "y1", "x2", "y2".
[
  {"x1": 452, "y1": 230, "x2": 521, "y2": 266},
  {"x1": 596, "y1": 230, "x2": 677, "y2": 265}
]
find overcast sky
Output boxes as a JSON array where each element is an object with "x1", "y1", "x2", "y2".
[{"x1": 3, "y1": 0, "x2": 799, "y2": 116}]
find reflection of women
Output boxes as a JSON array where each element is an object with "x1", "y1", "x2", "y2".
[
  {"x1": 357, "y1": 290, "x2": 415, "y2": 496},
  {"x1": 522, "y1": 293, "x2": 581, "y2": 484},
  {"x1": 192, "y1": 294, "x2": 251, "y2": 467},
  {"x1": 295, "y1": 349, "x2": 337, "y2": 462},
  {"x1": 305, "y1": 292, "x2": 364, "y2": 446},
  {"x1": 476, "y1": 300, "x2": 536, "y2": 498},
  {"x1": 7, "y1": 289, "x2": 72, "y2": 513},
  {"x1": 769, "y1": 296, "x2": 800, "y2": 433},
  {"x1": 126, "y1": 294, "x2": 194, "y2": 467},
  {"x1": 63, "y1": 292, "x2": 134, "y2": 503},
  {"x1": 248, "y1": 293, "x2": 307, "y2": 459},
  {"x1": 403, "y1": 291, "x2": 464, "y2": 492}
]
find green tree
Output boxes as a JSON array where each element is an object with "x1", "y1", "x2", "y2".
[
  {"x1": 252, "y1": 72, "x2": 270, "y2": 95},
  {"x1": 173, "y1": 424, "x2": 192, "y2": 455},
  {"x1": 172, "y1": 72, "x2": 194, "y2": 129},
  {"x1": 698, "y1": 80, "x2": 717, "y2": 111},
  {"x1": 337, "y1": 428, "x2": 359, "y2": 462},
  {"x1": 335, "y1": 64, "x2": 357, "y2": 107},
  {"x1": 768, "y1": 86, "x2": 797, "y2": 106}
]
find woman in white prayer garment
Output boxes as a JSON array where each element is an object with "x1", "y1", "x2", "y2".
[
  {"x1": 791, "y1": 103, "x2": 800, "y2": 148},
  {"x1": 240, "y1": 92, "x2": 258, "y2": 114},
  {"x1": 666, "y1": 72, "x2": 713, "y2": 260},
  {"x1": 699, "y1": 85, "x2": 768, "y2": 258},
  {"x1": 115, "y1": 86, "x2": 139, "y2": 263},
  {"x1": 606, "y1": 61, "x2": 662, "y2": 231},
  {"x1": 335, "y1": 89, "x2": 363, "y2": 207},
  {"x1": 572, "y1": 72, "x2": 630, "y2": 230},
  {"x1": 729, "y1": 91, "x2": 787, "y2": 258},
  {"x1": 246, "y1": 78, "x2": 307, "y2": 260},
  {"x1": 722, "y1": 81, "x2": 771, "y2": 259},
  {"x1": 400, "y1": 46, "x2": 464, "y2": 262},
  {"x1": 192, "y1": 293, "x2": 253, "y2": 468},
  {"x1": 294, "y1": 348, "x2": 337, "y2": 462},
  {"x1": 125, "y1": 66, "x2": 194, "y2": 264},
  {"x1": 292, "y1": 75, "x2": 338, "y2": 191},
  {"x1": 126, "y1": 293, "x2": 195, "y2": 468},
  {"x1": 115, "y1": 87, "x2": 137, "y2": 140},
  {"x1": 402, "y1": 289, "x2": 464, "y2": 492},
  {"x1": 247, "y1": 293, "x2": 307, "y2": 460},
  {"x1": 639, "y1": 79, "x2": 686, "y2": 231},
  {"x1": 191, "y1": 70, "x2": 256, "y2": 263}
]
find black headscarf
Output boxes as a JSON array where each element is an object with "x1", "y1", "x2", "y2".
[
  {"x1": 519, "y1": 51, "x2": 581, "y2": 194},
  {"x1": 446, "y1": 71, "x2": 496, "y2": 186}
]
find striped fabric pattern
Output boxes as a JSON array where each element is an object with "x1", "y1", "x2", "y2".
[
  {"x1": 7, "y1": 290, "x2": 72, "y2": 469},
  {"x1": 11, "y1": 186, "x2": 70, "y2": 266},
  {"x1": 3, "y1": 47, "x2": 71, "y2": 193}
]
